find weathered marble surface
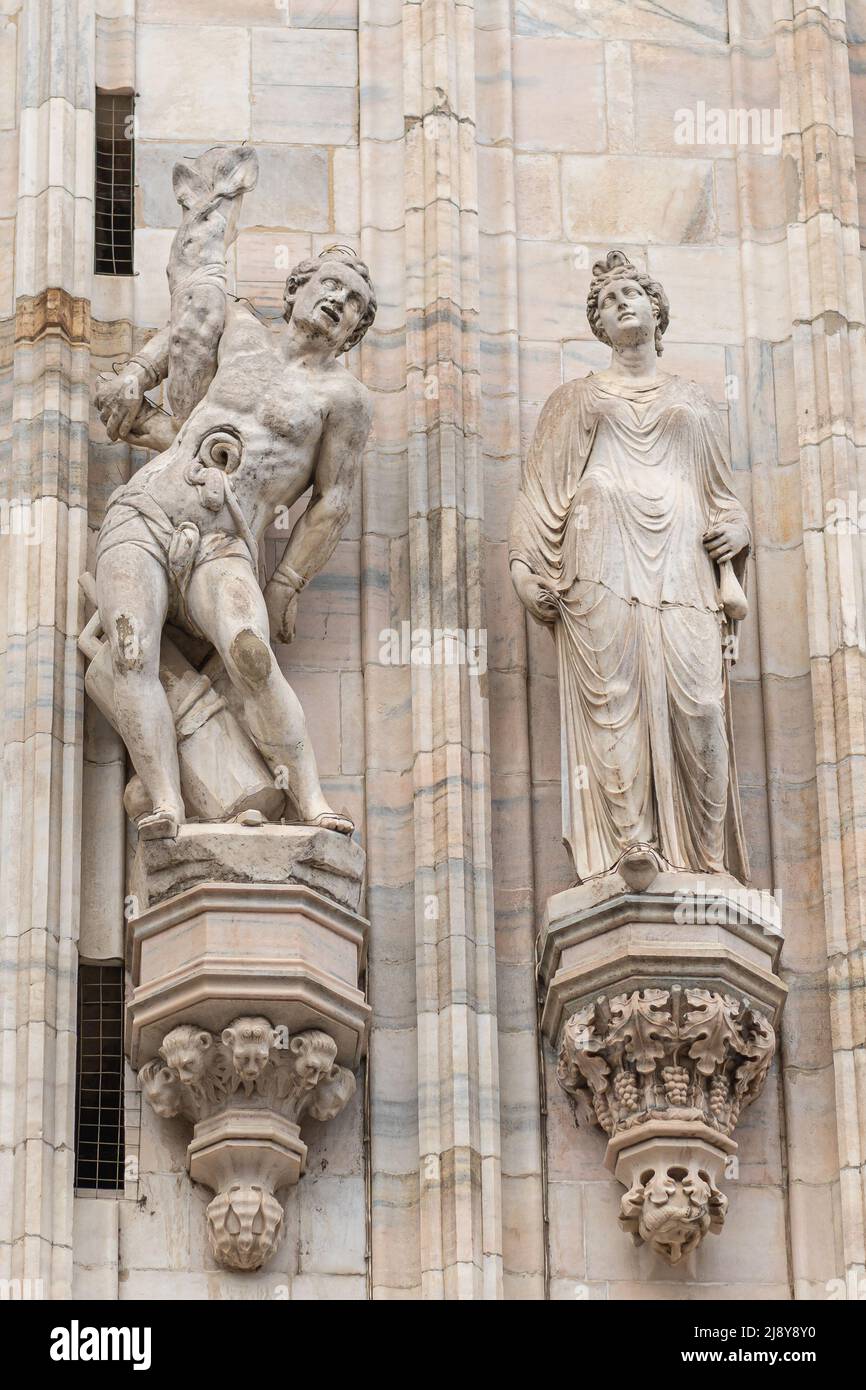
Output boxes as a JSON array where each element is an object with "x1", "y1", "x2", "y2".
[
  {"x1": 539, "y1": 870, "x2": 784, "y2": 1264},
  {"x1": 131, "y1": 822, "x2": 367, "y2": 913},
  {"x1": 3, "y1": 0, "x2": 854, "y2": 1304}
]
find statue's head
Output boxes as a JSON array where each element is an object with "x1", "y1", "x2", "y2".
[
  {"x1": 139, "y1": 1059, "x2": 184, "y2": 1119},
  {"x1": 283, "y1": 246, "x2": 377, "y2": 354},
  {"x1": 221, "y1": 1016, "x2": 277, "y2": 1085},
  {"x1": 620, "y1": 1164, "x2": 727, "y2": 1264},
  {"x1": 587, "y1": 249, "x2": 669, "y2": 357}
]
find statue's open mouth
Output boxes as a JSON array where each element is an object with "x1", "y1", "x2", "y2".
[{"x1": 319, "y1": 302, "x2": 341, "y2": 324}]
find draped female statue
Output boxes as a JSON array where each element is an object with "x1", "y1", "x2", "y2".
[{"x1": 509, "y1": 250, "x2": 751, "y2": 884}]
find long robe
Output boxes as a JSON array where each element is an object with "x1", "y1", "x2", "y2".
[{"x1": 509, "y1": 372, "x2": 750, "y2": 883}]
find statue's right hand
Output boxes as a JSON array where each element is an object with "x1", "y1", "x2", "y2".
[
  {"x1": 514, "y1": 569, "x2": 559, "y2": 624},
  {"x1": 95, "y1": 364, "x2": 148, "y2": 441}
]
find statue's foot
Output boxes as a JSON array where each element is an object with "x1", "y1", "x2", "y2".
[
  {"x1": 617, "y1": 844, "x2": 661, "y2": 893},
  {"x1": 137, "y1": 807, "x2": 182, "y2": 841},
  {"x1": 309, "y1": 810, "x2": 354, "y2": 836}
]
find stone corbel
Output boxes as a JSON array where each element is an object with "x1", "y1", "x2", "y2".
[
  {"x1": 125, "y1": 827, "x2": 370, "y2": 1274},
  {"x1": 557, "y1": 987, "x2": 774, "y2": 1262},
  {"x1": 538, "y1": 873, "x2": 786, "y2": 1265},
  {"x1": 139, "y1": 1019, "x2": 356, "y2": 1270}
]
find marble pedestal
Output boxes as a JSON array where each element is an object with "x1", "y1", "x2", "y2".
[
  {"x1": 129, "y1": 823, "x2": 369, "y2": 1270},
  {"x1": 539, "y1": 869, "x2": 786, "y2": 1264}
]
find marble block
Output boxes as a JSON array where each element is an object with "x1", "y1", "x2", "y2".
[
  {"x1": 539, "y1": 870, "x2": 786, "y2": 1045},
  {"x1": 131, "y1": 821, "x2": 367, "y2": 913},
  {"x1": 126, "y1": 825, "x2": 370, "y2": 1070}
]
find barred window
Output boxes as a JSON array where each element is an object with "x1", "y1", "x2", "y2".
[
  {"x1": 74, "y1": 963, "x2": 126, "y2": 1191},
  {"x1": 94, "y1": 90, "x2": 134, "y2": 276}
]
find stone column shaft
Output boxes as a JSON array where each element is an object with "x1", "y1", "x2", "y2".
[
  {"x1": 776, "y1": 0, "x2": 866, "y2": 1281},
  {"x1": 0, "y1": 0, "x2": 94, "y2": 1296},
  {"x1": 403, "y1": 0, "x2": 502, "y2": 1299}
]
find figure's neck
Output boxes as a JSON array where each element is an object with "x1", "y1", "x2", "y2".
[
  {"x1": 281, "y1": 316, "x2": 335, "y2": 369},
  {"x1": 606, "y1": 341, "x2": 658, "y2": 380}
]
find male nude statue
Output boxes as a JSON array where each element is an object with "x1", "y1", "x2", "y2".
[{"x1": 94, "y1": 159, "x2": 376, "y2": 841}]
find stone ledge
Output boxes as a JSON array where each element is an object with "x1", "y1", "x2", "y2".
[
  {"x1": 15, "y1": 287, "x2": 91, "y2": 344},
  {"x1": 132, "y1": 822, "x2": 367, "y2": 914},
  {"x1": 127, "y1": 880, "x2": 371, "y2": 1069},
  {"x1": 539, "y1": 874, "x2": 786, "y2": 1044}
]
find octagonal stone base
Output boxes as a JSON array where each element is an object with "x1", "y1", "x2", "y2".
[
  {"x1": 130, "y1": 821, "x2": 367, "y2": 914},
  {"x1": 539, "y1": 870, "x2": 786, "y2": 1044},
  {"x1": 130, "y1": 823, "x2": 368, "y2": 1271},
  {"x1": 126, "y1": 823, "x2": 370, "y2": 1069}
]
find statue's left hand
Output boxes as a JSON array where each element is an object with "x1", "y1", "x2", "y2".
[
  {"x1": 264, "y1": 581, "x2": 298, "y2": 645},
  {"x1": 703, "y1": 518, "x2": 749, "y2": 564}
]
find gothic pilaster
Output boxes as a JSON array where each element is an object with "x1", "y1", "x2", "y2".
[
  {"x1": 776, "y1": 0, "x2": 866, "y2": 1288},
  {"x1": 0, "y1": 0, "x2": 94, "y2": 1297},
  {"x1": 402, "y1": 0, "x2": 502, "y2": 1298}
]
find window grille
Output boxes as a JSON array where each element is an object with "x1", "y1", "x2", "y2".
[
  {"x1": 94, "y1": 91, "x2": 134, "y2": 276},
  {"x1": 74, "y1": 963, "x2": 126, "y2": 1191}
]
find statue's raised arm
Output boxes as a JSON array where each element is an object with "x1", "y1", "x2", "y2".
[{"x1": 94, "y1": 145, "x2": 259, "y2": 452}]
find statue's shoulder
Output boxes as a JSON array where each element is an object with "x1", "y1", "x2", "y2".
[
  {"x1": 538, "y1": 375, "x2": 594, "y2": 422},
  {"x1": 664, "y1": 373, "x2": 717, "y2": 412},
  {"x1": 536, "y1": 375, "x2": 594, "y2": 433},
  {"x1": 544, "y1": 375, "x2": 595, "y2": 405},
  {"x1": 224, "y1": 298, "x2": 270, "y2": 343},
  {"x1": 327, "y1": 362, "x2": 373, "y2": 431}
]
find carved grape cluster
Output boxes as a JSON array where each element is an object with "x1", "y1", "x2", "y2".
[
  {"x1": 709, "y1": 1072, "x2": 730, "y2": 1121},
  {"x1": 613, "y1": 1068, "x2": 640, "y2": 1112},
  {"x1": 662, "y1": 1064, "x2": 690, "y2": 1107}
]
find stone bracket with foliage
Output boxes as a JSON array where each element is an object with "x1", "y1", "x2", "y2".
[{"x1": 539, "y1": 872, "x2": 786, "y2": 1265}]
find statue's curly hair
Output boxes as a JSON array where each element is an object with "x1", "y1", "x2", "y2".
[
  {"x1": 586, "y1": 249, "x2": 669, "y2": 356},
  {"x1": 283, "y1": 245, "x2": 377, "y2": 353}
]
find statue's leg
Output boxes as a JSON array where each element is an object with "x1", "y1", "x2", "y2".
[
  {"x1": 558, "y1": 580, "x2": 654, "y2": 876},
  {"x1": 659, "y1": 605, "x2": 728, "y2": 873},
  {"x1": 96, "y1": 545, "x2": 184, "y2": 838},
  {"x1": 185, "y1": 556, "x2": 353, "y2": 835}
]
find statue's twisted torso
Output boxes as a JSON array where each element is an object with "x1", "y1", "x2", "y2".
[{"x1": 89, "y1": 145, "x2": 376, "y2": 841}]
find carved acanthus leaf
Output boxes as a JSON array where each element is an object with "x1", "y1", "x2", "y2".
[
  {"x1": 607, "y1": 989, "x2": 675, "y2": 1073},
  {"x1": 680, "y1": 990, "x2": 739, "y2": 1076},
  {"x1": 556, "y1": 988, "x2": 776, "y2": 1140}
]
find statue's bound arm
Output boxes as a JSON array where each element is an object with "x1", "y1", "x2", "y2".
[
  {"x1": 94, "y1": 324, "x2": 177, "y2": 452},
  {"x1": 94, "y1": 146, "x2": 259, "y2": 454},
  {"x1": 264, "y1": 385, "x2": 373, "y2": 644}
]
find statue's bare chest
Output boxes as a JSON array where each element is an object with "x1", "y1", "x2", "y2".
[{"x1": 211, "y1": 335, "x2": 328, "y2": 454}]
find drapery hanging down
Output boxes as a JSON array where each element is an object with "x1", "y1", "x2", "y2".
[{"x1": 509, "y1": 373, "x2": 750, "y2": 884}]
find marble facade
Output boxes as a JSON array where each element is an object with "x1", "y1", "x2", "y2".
[{"x1": 0, "y1": 0, "x2": 864, "y2": 1301}]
